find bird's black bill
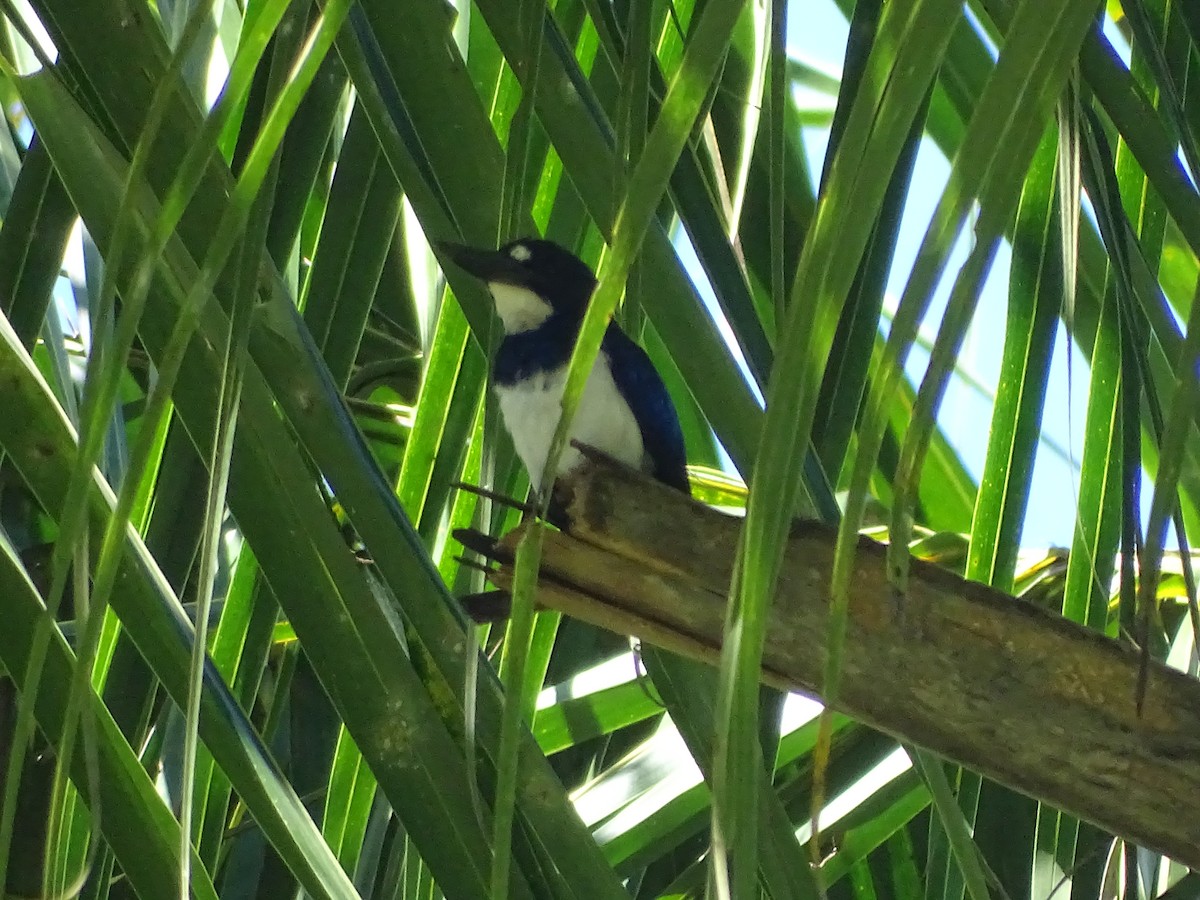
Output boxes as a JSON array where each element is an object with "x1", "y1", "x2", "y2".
[
  {"x1": 436, "y1": 240, "x2": 528, "y2": 286},
  {"x1": 452, "y1": 527, "x2": 510, "y2": 562},
  {"x1": 458, "y1": 590, "x2": 513, "y2": 623}
]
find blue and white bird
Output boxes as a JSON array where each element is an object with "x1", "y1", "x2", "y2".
[{"x1": 439, "y1": 237, "x2": 689, "y2": 524}]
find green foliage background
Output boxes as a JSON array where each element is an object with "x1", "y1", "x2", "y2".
[{"x1": 0, "y1": 0, "x2": 1198, "y2": 898}]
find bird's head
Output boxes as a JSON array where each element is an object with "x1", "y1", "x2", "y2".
[{"x1": 438, "y1": 237, "x2": 597, "y2": 334}]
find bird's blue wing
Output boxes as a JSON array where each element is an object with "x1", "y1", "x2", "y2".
[{"x1": 601, "y1": 324, "x2": 690, "y2": 494}]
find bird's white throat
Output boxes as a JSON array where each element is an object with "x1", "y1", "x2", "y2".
[
  {"x1": 493, "y1": 353, "x2": 646, "y2": 493},
  {"x1": 488, "y1": 281, "x2": 553, "y2": 333}
]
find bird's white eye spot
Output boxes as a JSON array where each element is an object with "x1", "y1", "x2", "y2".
[{"x1": 509, "y1": 243, "x2": 533, "y2": 262}]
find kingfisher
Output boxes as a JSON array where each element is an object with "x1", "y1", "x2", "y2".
[{"x1": 438, "y1": 237, "x2": 690, "y2": 526}]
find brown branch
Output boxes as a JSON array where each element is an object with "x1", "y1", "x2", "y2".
[{"x1": 474, "y1": 456, "x2": 1200, "y2": 869}]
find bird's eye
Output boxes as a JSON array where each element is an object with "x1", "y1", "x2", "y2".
[{"x1": 508, "y1": 243, "x2": 532, "y2": 263}]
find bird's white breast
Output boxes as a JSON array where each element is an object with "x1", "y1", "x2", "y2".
[{"x1": 494, "y1": 352, "x2": 645, "y2": 493}]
